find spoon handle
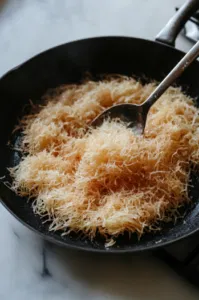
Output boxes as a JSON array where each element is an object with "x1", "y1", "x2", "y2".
[{"x1": 143, "y1": 40, "x2": 199, "y2": 113}]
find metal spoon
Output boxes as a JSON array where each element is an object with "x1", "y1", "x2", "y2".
[{"x1": 91, "y1": 40, "x2": 199, "y2": 134}]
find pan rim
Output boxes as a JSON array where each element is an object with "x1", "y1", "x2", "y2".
[{"x1": 0, "y1": 35, "x2": 186, "y2": 82}]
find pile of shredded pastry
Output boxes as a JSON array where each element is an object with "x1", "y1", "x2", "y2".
[{"x1": 10, "y1": 77, "x2": 199, "y2": 243}]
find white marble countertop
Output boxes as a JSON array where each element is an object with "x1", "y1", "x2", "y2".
[{"x1": 1, "y1": 0, "x2": 199, "y2": 299}]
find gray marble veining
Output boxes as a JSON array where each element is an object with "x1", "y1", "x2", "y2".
[{"x1": 1, "y1": 0, "x2": 199, "y2": 299}]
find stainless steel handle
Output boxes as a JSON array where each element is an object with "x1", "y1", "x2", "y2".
[{"x1": 156, "y1": 0, "x2": 199, "y2": 47}]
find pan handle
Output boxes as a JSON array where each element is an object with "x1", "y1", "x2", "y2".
[{"x1": 156, "y1": 0, "x2": 199, "y2": 47}]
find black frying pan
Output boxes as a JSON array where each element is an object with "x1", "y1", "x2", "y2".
[{"x1": 1, "y1": 0, "x2": 199, "y2": 253}]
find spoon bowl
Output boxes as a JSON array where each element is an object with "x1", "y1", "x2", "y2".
[{"x1": 91, "y1": 103, "x2": 147, "y2": 134}]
